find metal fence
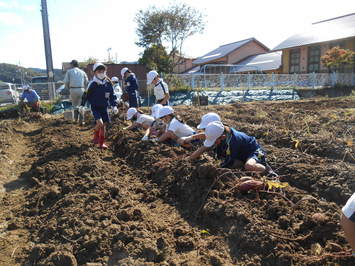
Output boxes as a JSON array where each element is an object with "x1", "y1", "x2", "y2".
[{"x1": 173, "y1": 72, "x2": 355, "y2": 90}]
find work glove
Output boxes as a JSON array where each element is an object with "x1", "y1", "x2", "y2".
[
  {"x1": 112, "y1": 106, "x2": 119, "y2": 114},
  {"x1": 150, "y1": 137, "x2": 159, "y2": 142},
  {"x1": 141, "y1": 135, "x2": 149, "y2": 141},
  {"x1": 178, "y1": 136, "x2": 192, "y2": 145}
]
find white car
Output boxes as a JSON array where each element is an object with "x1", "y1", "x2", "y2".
[{"x1": 0, "y1": 83, "x2": 19, "y2": 105}]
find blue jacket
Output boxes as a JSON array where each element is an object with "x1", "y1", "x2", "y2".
[
  {"x1": 86, "y1": 80, "x2": 117, "y2": 108},
  {"x1": 124, "y1": 74, "x2": 138, "y2": 93},
  {"x1": 217, "y1": 128, "x2": 260, "y2": 163},
  {"x1": 20, "y1": 90, "x2": 40, "y2": 103}
]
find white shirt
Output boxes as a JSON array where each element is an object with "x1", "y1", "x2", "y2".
[
  {"x1": 64, "y1": 67, "x2": 88, "y2": 89},
  {"x1": 136, "y1": 114, "x2": 155, "y2": 127},
  {"x1": 154, "y1": 80, "x2": 169, "y2": 101},
  {"x1": 167, "y1": 118, "x2": 194, "y2": 138},
  {"x1": 113, "y1": 83, "x2": 122, "y2": 99}
]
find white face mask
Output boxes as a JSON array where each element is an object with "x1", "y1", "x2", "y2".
[{"x1": 97, "y1": 72, "x2": 106, "y2": 80}]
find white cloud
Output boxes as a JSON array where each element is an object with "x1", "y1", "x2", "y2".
[
  {"x1": 0, "y1": 0, "x2": 36, "y2": 11},
  {"x1": 0, "y1": 11, "x2": 23, "y2": 25}
]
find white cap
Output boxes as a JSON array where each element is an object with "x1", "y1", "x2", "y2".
[
  {"x1": 203, "y1": 121, "x2": 225, "y2": 148},
  {"x1": 157, "y1": 106, "x2": 174, "y2": 118},
  {"x1": 197, "y1": 112, "x2": 221, "y2": 129},
  {"x1": 111, "y1": 76, "x2": 119, "y2": 82},
  {"x1": 147, "y1": 70, "x2": 159, "y2": 85},
  {"x1": 93, "y1": 62, "x2": 105, "y2": 72},
  {"x1": 151, "y1": 104, "x2": 163, "y2": 119},
  {"x1": 121, "y1": 67, "x2": 129, "y2": 78},
  {"x1": 127, "y1": 107, "x2": 137, "y2": 120}
]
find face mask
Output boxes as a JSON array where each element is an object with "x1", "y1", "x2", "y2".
[{"x1": 97, "y1": 72, "x2": 106, "y2": 80}]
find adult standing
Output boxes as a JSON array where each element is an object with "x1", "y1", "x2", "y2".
[
  {"x1": 64, "y1": 59, "x2": 89, "y2": 123},
  {"x1": 121, "y1": 67, "x2": 139, "y2": 108}
]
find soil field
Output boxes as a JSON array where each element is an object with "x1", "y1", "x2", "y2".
[{"x1": 0, "y1": 97, "x2": 354, "y2": 265}]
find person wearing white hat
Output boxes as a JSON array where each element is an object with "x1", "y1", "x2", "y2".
[
  {"x1": 147, "y1": 70, "x2": 170, "y2": 105},
  {"x1": 177, "y1": 112, "x2": 221, "y2": 146},
  {"x1": 111, "y1": 76, "x2": 122, "y2": 101},
  {"x1": 157, "y1": 106, "x2": 195, "y2": 145},
  {"x1": 124, "y1": 107, "x2": 154, "y2": 131},
  {"x1": 140, "y1": 104, "x2": 166, "y2": 141},
  {"x1": 84, "y1": 62, "x2": 118, "y2": 149},
  {"x1": 121, "y1": 67, "x2": 139, "y2": 108},
  {"x1": 187, "y1": 121, "x2": 277, "y2": 176},
  {"x1": 341, "y1": 193, "x2": 355, "y2": 258}
]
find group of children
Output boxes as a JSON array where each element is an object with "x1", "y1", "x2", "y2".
[
  {"x1": 81, "y1": 62, "x2": 275, "y2": 176},
  {"x1": 81, "y1": 62, "x2": 170, "y2": 148},
  {"x1": 124, "y1": 104, "x2": 277, "y2": 176}
]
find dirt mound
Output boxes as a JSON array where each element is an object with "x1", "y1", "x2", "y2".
[{"x1": 0, "y1": 98, "x2": 354, "y2": 265}]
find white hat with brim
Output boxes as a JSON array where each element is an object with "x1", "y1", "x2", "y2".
[
  {"x1": 121, "y1": 67, "x2": 129, "y2": 78},
  {"x1": 147, "y1": 70, "x2": 159, "y2": 85},
  {"x1": 111, "y1": 76, "x2": 119, "y2": 82},
  {"x1": 203, "y1": 121, "x2": 225, "y2": 147},
  {"x1": 197, "y1": 112, "x2": 221, "y2": 129},
  {"x1": 127, "y1": 107, "x2": 137, "y2": 120},
  {"x1": 151, "y1": 104, "x2": 163, "y2": 119},
  {"x1": 93, "y1": 62, "x2": 105, "y2": 72},
  {"x1": 157, "y1": 106, "x2": 174, "y2": 119}
]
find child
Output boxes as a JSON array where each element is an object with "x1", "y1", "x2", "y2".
[
  {"x1": 340, "y1": 193, "x2": 355, "y2": 257},
  {"x1": 121, "y1": 67, "x2": 139, "y2": 108},
  {"x1": 141, "y1": 104, "x2": 166, "y2": 141},
  {"x1": 157, "y1": 106, "x2": 195, "y2": 145},
  {"x1": 125, "y1": 107, "x2": 155, "y2": 131},
  {"x1": 185, "y1": 121, "x2": 277, "y2": 176},
  {"x1": 177, "y1": 112, "x2": 221, "y2": 145},
  {"x1": 85, "y1": 62, "x2": 118, "y2": 148},
  {"x1": 147, "y1": 70, "x2": 170, "y2": 105}
]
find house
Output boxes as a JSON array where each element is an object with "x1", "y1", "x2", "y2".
[
  {"x1": 230, "y1": 51, "x2": 282, "y2": 74},
  {"x1": 173, "y1": 54, "x2": 196, "y2": 74},
  {"x1": 192, "y1": 38, "x2": 270, "y2": 72},
  {"x1": 273, "y1": 13, "x2": 355, "y2": 73}
]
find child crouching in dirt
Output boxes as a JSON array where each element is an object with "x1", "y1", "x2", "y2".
[
  {"x1": 340, "y1": 193, "x2": 355, "y2": 257},
  {"x1": 124, "y1": 108, "x2": 155, "y2": 132},
  {"x1": 177, "y1": 112, "x2": 221, "y2": 146},
  {"x1": 141, "y1": 104, "x2": 166, "y2": 141},
  {"x1": 156, "y1": 106, "x2": 196, "y2": 147},
  {"x1": 84, "y1": 62, "x2": 118, "y2": 148},
  {"x1": 184, "y1": 121, "x2": 277, "y2": 177}
]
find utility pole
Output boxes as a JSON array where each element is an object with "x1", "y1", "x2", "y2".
[
  {"x1": 40, "y1": 0, "x2": 54, "y2": 83},
  {"x1": 107, "y1": 48, "x2": 112, "y2": 62}
]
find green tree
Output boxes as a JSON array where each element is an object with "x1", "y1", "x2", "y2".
[
  {"x1": 0, "y1": 63, "x2": 40, "y2": 83},
  {"x1": 135, "y1": 3, "x2": 205, "y2": 72},
  {"x1": 138, "y1": 44, "x2": 171, "y2": 73},
  {"x1": 78, "y1": 57, "x2": 99, "y2": 69}
]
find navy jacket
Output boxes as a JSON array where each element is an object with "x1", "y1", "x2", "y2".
[
  {"x1": 86, "y1": 80, "x2": 117, "y2": 108},
  {"x1": 216, "y1": 128, "x2": 260, "y2": 163},
  {"x1": 125, "y1": 74, "x2": 139, "y2": 93}
]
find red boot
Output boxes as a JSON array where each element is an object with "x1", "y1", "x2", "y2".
[
  {"x1": 99, "y1": 128, "x2": 108, "y2": 149},
  {"x1": 93, "y1": 130, "x2": 100, "y2": 144}
]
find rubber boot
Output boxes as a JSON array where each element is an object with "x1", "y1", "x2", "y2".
[
  {"x1": 99, "y1": 128, "x2": 108, "y2": 149},
  {"x1": 93, "y1": 130, "x2": 100, "y2": 145}
]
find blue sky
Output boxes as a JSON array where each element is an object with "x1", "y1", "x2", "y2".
[{"x1": 0, "y1": 0, "x2": 354, "y2": 69}]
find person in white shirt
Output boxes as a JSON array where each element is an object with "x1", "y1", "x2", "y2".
[
  {"x1": 125, "y1": 107, "x2": 155, "y2": 131},
  {"x1": 64, "y1": 59, "x2": 89, "y2": 123},
  {"x1": 147, "y1": 70, "x2": 170, "y2": 105},
  {"x1": 111, "y1": 76, "x2": 122, "y2": 101},
  {"x1": 141, "y1": 104, "x2": 166, "y2": 141},
  {"x1": 156, "y1": 106, "x2": 195, "y2": 146},
  {"x1": 341, "y1": 193, "x2": 355, "y2": 257}
]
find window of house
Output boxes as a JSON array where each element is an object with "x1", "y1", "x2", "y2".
[
  {"x1": 289, "y1": 49, "x2": 300, "y2": 73},
  {"x1": 308, "y1": 46, "x2": 321, "y2": 73}
]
